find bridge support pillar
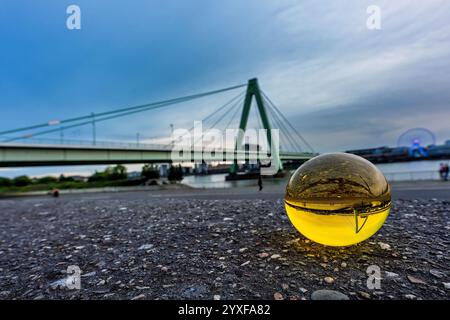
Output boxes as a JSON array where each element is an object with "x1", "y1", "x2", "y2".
[{"x1": 229, "y1": 78, "x2": 283, "y2": 175}]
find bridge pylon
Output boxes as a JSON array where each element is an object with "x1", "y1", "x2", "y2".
[{"x1": 229, "y1": 78, "x2": 283, "y2": 175}]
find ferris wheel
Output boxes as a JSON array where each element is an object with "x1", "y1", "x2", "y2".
[{"x1": 397, "y1": 128, "x2": 436, "y2": 158}]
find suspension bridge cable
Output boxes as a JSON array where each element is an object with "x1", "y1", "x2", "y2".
[
  {"x1": 201, "y1": 94, "x2": 245, "y2": 149},
  {"x1": 164, "y1": 90, "x2": 246, "y2": 148},
  {"x1": 261, "y1": 90, "x2": 315, "y2": 153},
  {"x1": 3, "y1": 98, "x2": 190, "y2": 142},
  {"x1": 0, "y1": 83, "x2": 247, "y2": 137},
  {"x1": 262, "y1": 94, "x2": 304, "y2": 152},
  {"x1": 223, "y1": 96, "x2": 244, "y2": 130},
  {"x1": 263, "y1": 95, "x2": 302, "y2": 152},
  {"x1": 217, "y1": 95, "x2": 245, "y2": 132},
  {"x1": 193, "y1": 94, "x2": 245, "y2": 148},
  {"x1": 268, "y1": 100, "x2": 303, "y2": 152},
  {"x1": 4, "y1": 88, "x2": 248, "y2": 143}
]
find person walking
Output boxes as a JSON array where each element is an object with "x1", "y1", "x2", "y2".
[
  {"x1": 258, "y1": 174, "x2": 263, "y2": 191},
  {"x1": 439, "y1": 163, "x2": 445, "y2": 181},
  {"x1": 444, "y1": 163, "x2": 449, "y2": 181}
]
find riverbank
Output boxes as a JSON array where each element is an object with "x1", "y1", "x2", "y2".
[
  {"x1": 2, "y1": 179, "x2": 450, "y2": 201},
  {"x1": 0, "y1": 183, "x2": 192, "y2": 198},
  {"x1": 0, "y1": 187, "x2": 448, "y2": 300}
]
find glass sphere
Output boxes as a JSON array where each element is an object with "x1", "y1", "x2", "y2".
[{"x1": 285, "y1": 153, "x2": 391, "y2": 246}]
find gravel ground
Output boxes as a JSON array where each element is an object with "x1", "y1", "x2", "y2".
[{"x1": 0, "y1": 195, "x2": 449, "y2": 300}]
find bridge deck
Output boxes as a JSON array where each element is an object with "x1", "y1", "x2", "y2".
[{"x1": 0, "y1": 143, "x2": 314, "y2": 167}]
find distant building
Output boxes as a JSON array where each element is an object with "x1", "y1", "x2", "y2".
[{"x1": 346, "y1": 139, "x2": 450, "y2": 163}]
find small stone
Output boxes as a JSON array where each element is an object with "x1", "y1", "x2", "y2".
[
  {"x1": 311, "y1": 290, "x2": 349, "y2": 300},
  {"x1": 443, "y1": 282, "x2": 450, "y2": 290},
  {"x1": 299, "y1": 287, "x2": 308, "y2": 293},
  {"x1": 281, "y1": 283, "x2": 289, "y2": 290},
  {"x1": 97, "y1": 279, "x2": 106, "y2": 286},
  {"x1": 258, "y1": 252, "x2": 270, "y2": 258},
  {"x1": 131, "y1": 294, "x2": 145, "y2": 300},
  {"x1": 213, "y1": 295, "x2": 221, "y2": 300},
  {"x1": 407, "y1": 275, "x2": 426, "y2": 285},
  {"x1": 378, "y1": 242, "x2": 391, "y2": 250},
  {"x1": 270, "y1": 254, "x2": 281, "y2": 259},
  {"x1": 138, "y1": 244, "x2": 153, "y2": 250},
  {"x1": 324, "y1": 276, "x2": 335, "y2": 284},
  {"x1": 240, "y1": 261, "x2": 250, "y2": 266},
  {"x1": 274, "y1": 292, "x2": 284, "y2": 300},
  {"x1": 136, "y1": 286, "x2": 150, "y2": 290},
  {"x1": 161, "y1": 266, "x2": 169, "y2": 272},
  {"x1": 340, "y1": 262, "x2": 347, "y2": 268},
  {"x1": 239, "y1": 248, "x2": 248, "y2": 253},
  {"x1": 429, "y1": 269, "x2": 445, "y2": 278},
  {"x1": 404, "y1": 294, "x2": 416, "y2": 300},
  {"x1": 385, "y1": 271, "x2": 399, "y2": 278},
  {"x1": 82, "y1": 271, "x2": 97, "y2": 278},
  {"x1": 358, "y1": 291, "x2": 371, "y2": 299}
]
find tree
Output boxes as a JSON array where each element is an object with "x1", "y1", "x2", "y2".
[
  {"x1": 12, "y1": 175, "x2": 32, "y2": 187},
  {"x1": 142, "y1": 164, "x2": 160, "y2": 180},
  {"x1": 37, "y1": 176, "x2": 58, "y2": 184},
  {"x1": 109, "y1": 164, "x2": 127, "y2": 180},
  {"x1": 88, "y1": 165, "x2": 127, "y2": 182},
  {"x1": 0, "y1": 177, "x2": 11, "y2": 187},
  {"x1": 168, "y1": 165, "x2": 183, "y2": 182},
  {"x1": 59, "y1": 174, "x2": 75, "y2": 182},
  {"x1": 88, "y1": 171, "x2": 108, "y2": 182}
]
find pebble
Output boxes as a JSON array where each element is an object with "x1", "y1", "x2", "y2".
[
  {"x1": 358, "y1": 291, "x2": 371, "y2": 299},
  {"x1": 385, "y1": 271, "x2": 399, "y2": 278},
  {"x1": 270, "y1": 254, "x2": 281, "y2": 259},
  {"x1": 311, "y1": 290, "x2": 349, "y2": 300},
  {"x1": 378, "y1": 242, "x2": 391, "y2": 250},
  {"x1": 407, "y1": 275, "x2": 426, "y2": 285},
  {"x1": 138, "y1": 244, "x2": 153, "y2": 250},
  {"x1": 429, "y1": 269, "x2": 445, "y2": 278},
  {"x1": 443, "y1": 283, "x2": 450, "y2": 290},
  {"x1": 213, "y1": 295, "x2": 221, "y2": 300},
  {"x1": 131, "y1": 294, "x2": 145, "y2": 300},
  {"x1": 324, "y1": 276, "x2": 335, "y2": 284},
  {"x1": 274, "y1": 292, "x2": 284, "y2": 300}
]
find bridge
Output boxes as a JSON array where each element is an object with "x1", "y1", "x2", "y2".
[{"x1": 0, "y1": 78, "x2": 316, "y2": 172}]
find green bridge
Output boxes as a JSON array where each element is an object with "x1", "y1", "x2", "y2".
[{"x1": 0, "y1": 79, "x2": 316, "y2": 170}]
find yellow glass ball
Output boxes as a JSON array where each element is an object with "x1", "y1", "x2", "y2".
[{"x1": 285, "y1": 152, "x2": 391, "y2": 247}]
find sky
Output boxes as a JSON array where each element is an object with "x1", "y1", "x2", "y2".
[{"x1": 1, "y1": 0, "x2": 450, "y2": 178}]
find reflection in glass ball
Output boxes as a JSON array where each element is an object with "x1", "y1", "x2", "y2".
[{"x1": 285, "y1": 153, "x2": 391, "y2": 246}]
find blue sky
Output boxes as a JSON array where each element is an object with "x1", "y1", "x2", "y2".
[{"x1": 1, "y1": 0, "x2": 450, "y2": 177}]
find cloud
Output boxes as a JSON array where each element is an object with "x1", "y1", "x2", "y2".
[{"x1": 1, "y1": 1, "x2": 450, "y2": 177}]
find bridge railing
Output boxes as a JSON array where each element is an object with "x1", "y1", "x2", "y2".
[
  {"x1": 0, "y1": 137, "x2": 311, "y2": 156},
  {"x1": 0, "y1": 137, "x2": 175, "y2": 150}
]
